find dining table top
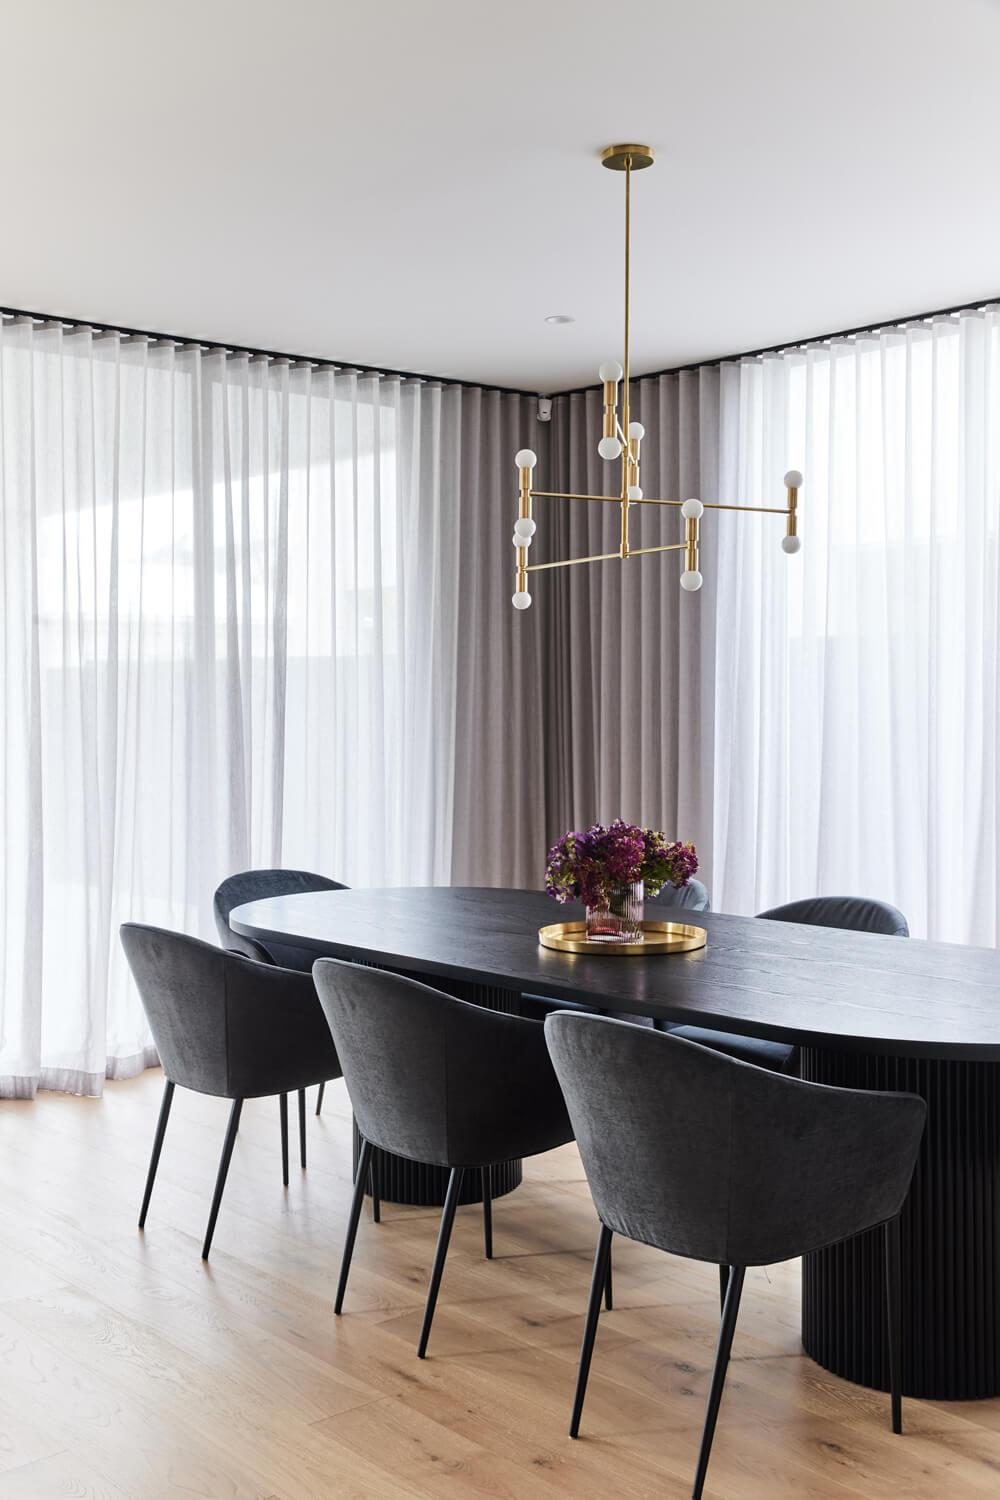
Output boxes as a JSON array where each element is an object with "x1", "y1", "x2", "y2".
[{"x1": 228, "y1": 885, "x2": 1000, "y2": 1061}]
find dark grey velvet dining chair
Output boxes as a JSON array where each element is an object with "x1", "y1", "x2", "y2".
[
  {"x1": 544, "y1": 1013, "x2": 926, "y2": 1500},
  {"x1": 120, "y1": 923, "x2": 342, "y2": 1260},
  {"x1": 664, "y1": 891, "x2": 911, "y2": 1073},
  {"x1": 312, "y1": 958, "x2": 576, "y2": 1357},
  {"x1": 214, "y1": 868, "x2": 348, "y2": 1124},
  {"x1": 758, "y1": 894, "x2": 910, "y2": 937},
  {"x1": 649, "y1": 876, "x2": 711, "y2": 913}
]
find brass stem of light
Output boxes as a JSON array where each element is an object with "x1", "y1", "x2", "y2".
[
  {"x1": 685, "y1": 514, "x2": 699, "y2": 573},
  {"x1": 620, "y1": 154, "x2": 632, "y2": 561},
  {"x1": 509, "y1": 144, "x2": 803, "y2": 612}
]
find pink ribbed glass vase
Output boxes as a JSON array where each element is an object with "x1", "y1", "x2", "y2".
[{"x1": 585, "y1": 880, "x2": 645, "y2": 943}]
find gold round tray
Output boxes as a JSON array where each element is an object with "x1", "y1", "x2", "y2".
[{"x1": 538, "y1": 920, "x2": 707, "y2": 956}]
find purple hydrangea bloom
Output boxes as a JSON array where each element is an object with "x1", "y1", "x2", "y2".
[{"x1": 545, "y1": 819, "x2": 698, "y2": 907}]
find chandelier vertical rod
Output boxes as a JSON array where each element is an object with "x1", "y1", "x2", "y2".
[{"x1": 620, "y1": 155, "x2": 632, "y2": 559}]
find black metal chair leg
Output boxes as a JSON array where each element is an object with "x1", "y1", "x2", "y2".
[
  {"x1": 138, "y1": 1079, "x2": 175, "y2": 1228},
  {"x1": 885, "y1": 1216, "x2": 903, "y2": 1434},
  {"x1": 719, "y1": 1264, "x2": 730, "y2": 1313},
  {"x1": 335, "y1": 1138, "x2": 373, "y2": 1314},
  {"x1": 202, "y1": 1099, "x2": 243, "y2": 1261},
  {"x1": 279, "y1": 1093, "x2": 289, "y2": 1187},
  {"x1": 417, "y1": 1166, "x2": 464, "y2": 1359},
  {"x1": 370, "y1": 1148, "x2": 381, "y2": 1223},
  {"x1": 482, "y1": 1166, "x2": 493, "y2": 1258},
  {"x1": 298, "y1": 1088, "x2": 307, "y2": 1170},
  {"x1": 692, "y1": 1264, "x2": 746, "y2": 1500},
  {"x1": 604, "y1": 1241, "x2": 613, "y2": 1311},
  {"x1": 316, "y1": 1080, "x2": 326, "y2": 1116},
  {"x1": 570, "y1": 1223, "x2": 614, "y2": 1437}
]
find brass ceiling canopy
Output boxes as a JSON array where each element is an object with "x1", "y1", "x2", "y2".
[
  {"x1": 600, "y1": 143, "x2": 654, "y2": 172},
  {"x1": 509, "y1": 145, "x2": 803, "y2": 611}
]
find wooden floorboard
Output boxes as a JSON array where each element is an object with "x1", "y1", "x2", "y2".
[{"x1": 0, "y1": 1069, "x2": 997, "y2": 1498}]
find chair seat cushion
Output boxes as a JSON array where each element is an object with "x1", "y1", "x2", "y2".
[{"x1": 663, "y1": 1024, "x2": 797, "y2": 1074}]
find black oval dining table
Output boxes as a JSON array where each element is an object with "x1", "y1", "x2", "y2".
[{"x1": 229, "y1": 885, "x2": 1000, "y2": 1403}]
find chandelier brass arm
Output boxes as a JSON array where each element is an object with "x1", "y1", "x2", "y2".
[{"x1": 510, "y1": 144, "x2": 803, "y2": 612}]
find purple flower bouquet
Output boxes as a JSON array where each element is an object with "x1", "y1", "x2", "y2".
[{"x1": 545, "y1": 819, "x2": 698, "y2": 942}]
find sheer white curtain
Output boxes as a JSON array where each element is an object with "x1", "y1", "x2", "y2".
[
  {"x1": 712, "y1": 308, "x2": 1000, "y2": 944},
  {"x1": 0, "y1": 321, "x2": 534, "y2": 1097}
]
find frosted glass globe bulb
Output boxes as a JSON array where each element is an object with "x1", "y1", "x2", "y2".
[
  {"x1": 512, "y1": 531, "x2": 532, "y2": 549},
  {"x1": 515, "y1": 448, "x2": 537, "y2": 470},
  {"x1": 512, "y1": 591, "x2": 532, "y2": 610},
  {"x1": 784, "y1": 469, "x2": 803, "y2": 489},
  {"x1": 598, "y1": 360, "x2": 623, "y2": 383},
  {"x1": 627, "y1": 485, "x2": 643, "y2": 501},
  {"x1": 781, "y1": 534, "x2": 802, "y2": 554},
  {"x1": 680, "y1": 569, "x2": 703, "y2": 592},
  {"x1": 627, "y1": 421, "x2": 645, "y2": 441},
  {"x1": 598, "y1": 435, "x2": 622, "y2": 461},
  {"x1": 513, "y1": 516, "x2": 536, "y2": 539},
  {"x1": 681, "y1": 498, "x2": 704, "y2": 520}
]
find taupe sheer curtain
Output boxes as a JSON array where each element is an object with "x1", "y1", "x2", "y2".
[{"x1": 536, "y1": 370, "x2": 723, "y2": 889}]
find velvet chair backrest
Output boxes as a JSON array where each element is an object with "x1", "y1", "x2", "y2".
[
  {"x1": 544, "y1": 1013, "x2": 925, "y2": 1267},
  {"x1": 648, "y1": 878, "x2": 711, "y2": 912},
  {"x1": 312, "y1": 959, "x2": 572, "y2": 1169},
  {"x1": 121, "y1": 923, "x2": 341, "y2": 1100},
  {"x1": 757, "y1": 895, "x2": 908, "y2": 936},
  {"x1": 213, "y1": 869, "x2": 348, "y2": 970}
]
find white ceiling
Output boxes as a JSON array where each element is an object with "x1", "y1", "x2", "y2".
[{"x1": 2, "y1": 0, "x2": 999, "y2": 391}]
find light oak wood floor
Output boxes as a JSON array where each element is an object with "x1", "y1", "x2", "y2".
[{"x1": 2, "y1": 1070, "x2": 999, "y2": 1498}]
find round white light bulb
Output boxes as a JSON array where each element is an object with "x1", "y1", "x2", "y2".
[
  {"x1": 784, "y1": 468, "x2": 803, "y2": 489},
  {"x1": 598, "y1": 360, "x2": 623, "y2": 383},
  {"x1": 781, "y1": 534, "x2": 802, "y2": 554},
  {"x1": 627, "y1": 485, "x2": 643, "y2": 501},
  {"x1": 681, "y1": 497, "x2": 704, "y2": 520},
  {"x1": 680, "y1": 569, "x2": 703, "y2": 592},
  {"x1": 512, "y1": 531, "x2": 532, "y2": 549},
  {"x1": 513, "y1": 516, "x2": 536, "y2": 539},
  {"x1": 598, "y1": 435, "x2": 622, "y2": 461},
  {"x1": 515, "y1": 448, "x2": 537, "y2": 470},
  {"x1": 627, "y1": 421, "x2": 645, "y2": 441},
  {"x1": 512, "y1": 590, "x2": 532, "y2": 610}
]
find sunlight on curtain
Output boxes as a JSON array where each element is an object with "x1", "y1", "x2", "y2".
[
  {"x1": 0, "y1": 322, "x2": 491, "y2": 1095},
  {"x1": 713, "y1": 308, "x2": 1000, "y2": 943}
]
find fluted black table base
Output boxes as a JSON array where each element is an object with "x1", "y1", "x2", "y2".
[
  {"x1": 351, "y1": 973, "x2": 523, "y2": 1207},
  {"x1": 801, "y1": 1047, "x2": 1000, "y2": 1400}
]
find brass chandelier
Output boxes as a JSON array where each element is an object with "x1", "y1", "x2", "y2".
[{"x1": 511, "y1": 144, "x2": 802, "y2": 610}]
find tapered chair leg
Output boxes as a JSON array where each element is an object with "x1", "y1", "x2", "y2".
[
  {"x1": 279, "y1": 1093, "x2": 289, "y2": 1187},
  {"x1": 417, "y1": 1166, "x2": 465, "y2": 1359},
  {"x1": 719, "y1": 1264, "x2": 730, "y2": 1313},
  {"x1": 482, "y1": 1166, "x2": 493, "y2": 1259},
  {"x1": 692, "y1": 1264, "x2": 746, "y2": 1500},
  {"x1": 335, "y1": 1138, "x2": 373, "y2": 1314},
  {"x1": 370, "y1": 1148, "x2": 381, "y2": 1223},
  {"x1": 604, "y1": 1242, "x2": 613, "y2": 1311},
  {"x1": 138, "y1": 1079, "x2": 175, "y2": 1228},
  {"x1": 316, "y1": 1080, "x2": 325, "y2": 1116},
  {"x1": 885, "y1": 1216, "x2": 903, "y2": 1434},
  {"x1": 570, "y1": 1223, "x2": 614, "y2": 1437},
  {"x1": 202, "y1": 1099, "x2": 243, "y2": 1260},
  {"x1": 298, "y1": 1088, "x2": 307, "y2": 1170}
]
